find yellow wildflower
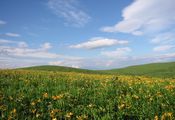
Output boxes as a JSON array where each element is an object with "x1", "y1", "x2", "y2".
[
  {"x1": 31, "y1": 109, "x2": 36, "y2": 113},
  {"x1": 165, "y1": 85, "x2": 175, "y2": 91},
  {"x1": 76, "y1": 115, "x2": 88, "y2": 120},
  {"x1": 65, "y1": 112, "x2": 73, "y2": 118},
  {"x1": 161, "y1": 112, "x2": 173, "y2": 120},
  {"x1": 12, "y1": 108, "x2": 16, "y2": 113},
  {"x1": 43, "y1": 92, "x2": 48, "y2": 98},
  {"x1": 37, "y1": 98, "x2": 41, "y2": 103},
  {"x1": 118, "y1": 104, "x2": 125, "y2": 110},
  {"x1": 31, "y1": 101, "x2": 35, "y2": 106},
  {"x1": 52, "y1": 94, "x2": 63, "y2": 100},
  {"x1": 36, "y1": 113, "x2": 40, "y2": 118},
  {"x1": 154, "y1": 115, "x2": 159, "y2": 120},
  {"x1": 132, "y1": 94, "x2": 139, "y2": 99},
  {"x1": 50, "y1": 109, "x2": 61, "y2": 118}
]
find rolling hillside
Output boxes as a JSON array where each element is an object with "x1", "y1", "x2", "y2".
[
  {"x1": 105, "y1": 62, "x2": 175, "y2": 78},
  {"x1": 18, "y1": 62, "x2": 175, "y2": 78},
  {"x1": 19, "y1": 65, "x2": 100, "y2": 74}
]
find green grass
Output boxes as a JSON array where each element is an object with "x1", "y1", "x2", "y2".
[
  {"x1": 1, "y1": 61, "x2": 173, "y2": 119},
  {"x1": 19, "y1": 65, "x2": 102, "y2": 74},
  {"x1": 0, "y1": 70, "x2": 174, "y2": 119},
  {"x1": 102, "y1": 62, "x2": 175, "y2": 78}
]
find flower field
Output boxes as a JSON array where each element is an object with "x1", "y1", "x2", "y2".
[{"x1": 0, "y1": 70, "x2": 175, "y2": 120}]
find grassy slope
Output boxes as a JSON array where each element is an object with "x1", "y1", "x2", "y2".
[
  {"x1": 19, "y1": 62, "x2": 175, "y2": 78},
  {"x1": 19, "y1": 65, "x2": 101, "y2": 74},
  {"x1": 105, "y1": 62, "x2": 175, "y2": 78}
]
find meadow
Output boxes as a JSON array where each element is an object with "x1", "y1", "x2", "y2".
[{"x1": 0, "y1": 69, "x2": 174, "y2": 120}]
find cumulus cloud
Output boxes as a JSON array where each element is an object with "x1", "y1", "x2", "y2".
[
  {"x1": 101, "y1": 0, "x2": 175, "y2": 35},
  {"x1": 0, "y1": 42, "x2": 58, "y2": 59},
  {"x1": 101, "y1": 47, "x2": 132, "y2": 58},
  {"x1": 48, "y1": 0, "x2": 91, "y2": 27},
  {"x1": 0, "y1": 39, "x2": 86, "y2": 68},
  {"x1": 153, "y1": 45, "x2": 174, "y2": 52},
  {"x1": 70, "y1": 37, "x2": 128, "y2": 49}
]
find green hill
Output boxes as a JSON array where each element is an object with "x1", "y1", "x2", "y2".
[
  {"x1": 19, "y1": 65, "x2": 100, "y2": 74},
  {"x1": 104, "y1": 62, "x2": 175, "y2": 78},
  {"x1": 18, "y1": 62, "x2": 175, "y2": 78}
]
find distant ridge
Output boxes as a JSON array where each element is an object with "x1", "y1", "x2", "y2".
[{"x1": 18, "y1": 61, "x2": 175, "y2": 78}]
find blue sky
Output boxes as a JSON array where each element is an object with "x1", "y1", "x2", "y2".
[{"x1": 0, "y1": 0, "x2": 175, "y2": 69}]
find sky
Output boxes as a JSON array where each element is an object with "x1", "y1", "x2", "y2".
[{"x1": 0, "y1": 0, "x2": 175, "y2": 69}]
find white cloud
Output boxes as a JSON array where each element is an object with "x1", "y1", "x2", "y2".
[
  {"x1": 18, "y1": 42, "x2": 28, "y2": 48},
  {"x1": 5, "y1": 33, "x2": 20, "y2": 37},
  {"x1": 0, "y1": 39, "x2": 15, "y2": 44},
  {"x1": 151, "y1": 32, "x2": 175, "y2": 44},
  {"x1": 101, "y1": 0, "x2": 175, "y2": 35},
  {"x1": 0, "y1": 40, "x2": 87, "y2": 68},
  {"x1": 0, "y1": 33, "x2": 20, "y2": 37},
  {"x1": 0, "y1": 42, "x2": 85, "y2": 69},
  {"x1": 101, "y1": 19, "x2": 142, "y2": 34},
  {"x1": 49, "y1": 56, "x2": 83, "y2": 68},
  {"x1": 153, "y1": 45, "x2": 174, "y2": 52},
  {"x1": 49, "y1": 61, "x2": 62, "y2": 66},
  {"x1": 101, "y1": 47, "x2": 132, "y2": 58},
  {"x1": 48, "y1": 52, "x2": 175, "y2": 69},
  {"x1": 132, "y1": 31, "x2": 143, "y2": 36},
  {"x1": 0, "y1": 57, "x2": 47, "y2": 69},
  {"x1": 49, "y1": 61, "x2": 80, "y2": 68},
  {"x1": 41, "y1": 42, "x2": 52, "y2": 50},
  {"x1": 151, "y1": 32, "x2": 175, "y2": 52},
  {"x1": 48, "y1": 0, "x2": 91, "y2": 27},
  {"x1": 0, "y1": 20, "x2": 6, "y2": 25},
  {"x1": 93, "y1": 52, "x2": 175, "y2": 69},
  {"x1": 70, "y1": 37, "x2": 128, "y2": 49},
  {"x1": 133, "y1": 53, "x2": 175, "y2": 64},
  {"x1": 0, "y1": 42, "x2": 59, "y2": 59}
]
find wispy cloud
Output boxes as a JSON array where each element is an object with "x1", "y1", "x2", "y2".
[
  {"x1": 5, "y1": 33, "x2": 20, "y2": 37},
  {"x1": 0, "y1": 20, "x2": 6, "y2": 25},
  {"x1": 49, "y1": 60, "x2": 81, "y2": 68},
  {"x1": 101, "y1": 47, "x2": 132, "y2": 58},
  {"x1": 151, "y1": 32, "x2": 175, "y2": 44},
  {"x1": 153, "y1": 45, "x2": 174, "y2": 52},
  {"x1": 0, "y1": 33, "x2": 21, "y2": 37},
  {"x1": 0, "y1": 39, "x2": 15, "y2": 44},
  {"x1": 18, "y1": 42, "x2": 28, "y2": 48},
  {"x1": 151, "y1": 31, "x2": 175, "y2": 52},
  {"x1": 101, "y1": 0, "x2": 175, "y2": 35},
  {"x1": 0, "y1": 41, "x2": 59, "y2": 59},
  {"x1": 48, "y1": 0, "x2": 91, "y2": 27},
  {"x1": 40, "y1": 42, "x2": 52, "y2": 50},
  {"x1": 49, "y1": 51, "x2": 175, "y2": 69},
  {"x1": 70, "y1": 37, "x2": 128, "y2": 49}
]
